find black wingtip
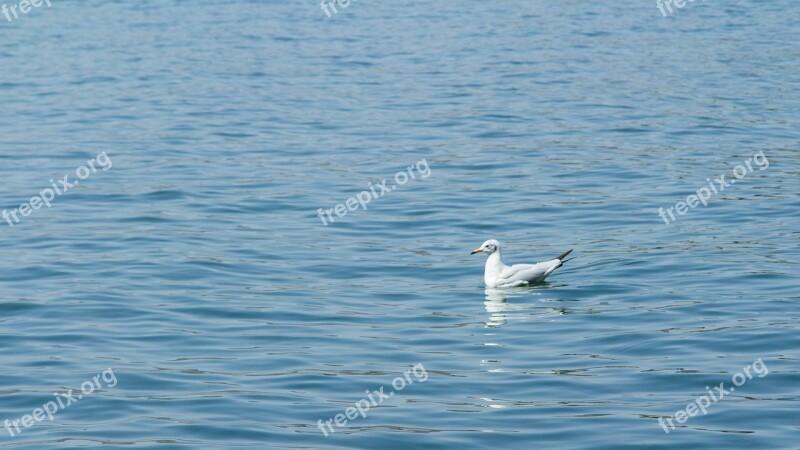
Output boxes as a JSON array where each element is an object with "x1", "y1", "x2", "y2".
[{"x1": 556, "y1": 249, "x2": 573, "y2": 261}]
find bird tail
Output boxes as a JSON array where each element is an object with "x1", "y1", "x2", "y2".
[
  {"x1": 553, "y1": 249, "x2": 574, "y2": 269},
  {"x1": 555, "y1": 249, "x2": 573, "y2": 261},
  {"x1": 541, "y1": 249, "x2": 574, "y2": 279}
]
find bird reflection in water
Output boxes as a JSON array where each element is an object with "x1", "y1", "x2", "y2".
[{"x1": 483, "y1": 287, "x2": 567, "y2": 328}]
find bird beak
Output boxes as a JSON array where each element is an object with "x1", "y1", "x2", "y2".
[{"x1": 470, "y1": 248, "x2": 482, "y2": 255}]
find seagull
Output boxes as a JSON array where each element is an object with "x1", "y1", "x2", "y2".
[{"x1": 471, "y1": 239, "x2": 572, "y2": 288}]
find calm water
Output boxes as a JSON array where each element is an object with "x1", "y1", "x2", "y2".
[{"x1": 1, "y1": 1, "x2": 798, "y2": 449}]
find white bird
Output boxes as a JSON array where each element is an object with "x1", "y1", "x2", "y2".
[{"x1": 471, "y1": 239, "x2": 573, "y2": 288}]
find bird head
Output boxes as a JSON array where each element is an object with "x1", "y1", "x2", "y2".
[{"x1": 471, "y1": 239, "x2": 500, "y2": 255}]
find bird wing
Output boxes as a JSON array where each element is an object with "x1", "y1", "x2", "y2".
[{"x1": 495, "y1": 260, "x2": 561, "y2": 285}]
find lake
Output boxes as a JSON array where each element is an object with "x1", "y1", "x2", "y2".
[{"x1": 0, "y1": 0, "x2": 798, "y2": 448}]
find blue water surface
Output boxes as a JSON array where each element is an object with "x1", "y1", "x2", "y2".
[{"x1": 1, "y1": 1, "x2": 798, "y2": 449}]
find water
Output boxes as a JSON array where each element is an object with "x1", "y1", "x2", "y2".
[{"x1": 1, "y1": 1, "x2": 798, "y2": 448}]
